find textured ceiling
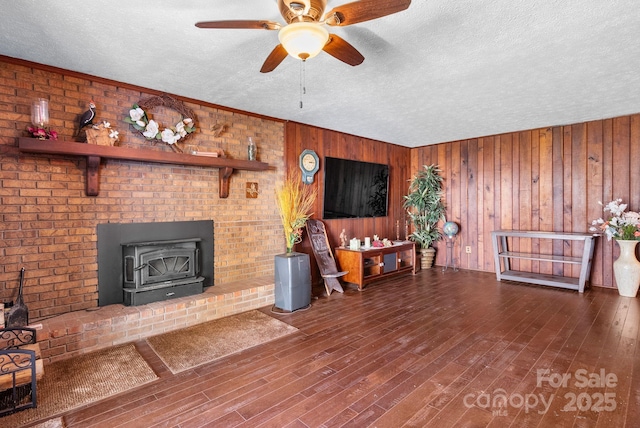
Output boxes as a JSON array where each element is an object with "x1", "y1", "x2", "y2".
[{"x1": 2, "y1": 0, "x2": 640, "y2": 148}]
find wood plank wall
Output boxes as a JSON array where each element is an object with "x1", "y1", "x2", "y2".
[
  {"x1": 414, "y1": 113, "x2": 640, "y2": 289},
  {"x1": 283, "y1": 121, "x2": 412, "y2": 266}
]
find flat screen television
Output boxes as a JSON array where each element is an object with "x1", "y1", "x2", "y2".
[{"x1": 322, "y1": 157, "x2": 389, "y2": 219}]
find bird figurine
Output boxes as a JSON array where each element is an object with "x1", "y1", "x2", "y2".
[{"x1": 75, "y1": 100, "x2": 96, "y2": 139}]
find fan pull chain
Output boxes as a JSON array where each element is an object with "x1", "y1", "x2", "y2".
[{"x1": 299, "y1": 60, "x2": 307, "y2": 109}]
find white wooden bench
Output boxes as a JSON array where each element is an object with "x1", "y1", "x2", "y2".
[{"x1": 491, "y1": 230, "x2": 597, "y2": 293}]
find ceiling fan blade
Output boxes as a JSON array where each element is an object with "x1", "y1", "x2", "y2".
[
  {"x1": 195, "y1": 20, "x2": 281, "y2": 30},
  {"x1": 322, "y1": 34, "x2": 364, "y2": 66},
  {"x1": 325, "y1": 0, "x2": 411, "y2": 26},
  {"x1": 260, "y1": 44, "x2": 289, "y2": 73}
]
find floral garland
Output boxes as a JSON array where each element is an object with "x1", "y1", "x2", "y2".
[
  {"x1": 125, "y1": 105, "x2": 195, "y2": 146},
  {"x1": 124, "y1": 94, "x2": 196, "y2": 151},
  {"x1": 27, "y1": 126, "x2": 58, "y2": 140}
]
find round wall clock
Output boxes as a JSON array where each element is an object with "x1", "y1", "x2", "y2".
[{"x1": 299, "y1": 149, "x2": 320, "y2": 184}]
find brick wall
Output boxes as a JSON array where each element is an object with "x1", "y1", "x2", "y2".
[
  {"x1": 0, "y1": 58, "x2": 285, "y2": 321},
  {"x1": 37, "y1": 277, "x2": 276, "y2": 363}
]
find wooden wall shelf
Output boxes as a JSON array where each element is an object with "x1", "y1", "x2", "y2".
[{"x1": 18, "y1": 138, "x2": 270, "y2": 198}]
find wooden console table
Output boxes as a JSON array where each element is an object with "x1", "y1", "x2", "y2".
[
  {"x1": 334, "y1": 241, "x2": 416, "y2": 290},
  {"x1": 491, "y1": 230, "x2": 597, "y2": 293}
]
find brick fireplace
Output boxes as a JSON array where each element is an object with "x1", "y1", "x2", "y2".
[
  {"x1": 0, "y1": 58, "x2": 284, "y2": 327},
  {"x1": 31, "y1": 221, "x2": 278, "y2": 364}
]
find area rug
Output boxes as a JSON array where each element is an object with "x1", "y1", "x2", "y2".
[
  {"x1": 146, "y1": 310, "x2": 299, "y2": 374},
  {"x1": 2, "y1": 343, "x2": 158, "y2": 427}
]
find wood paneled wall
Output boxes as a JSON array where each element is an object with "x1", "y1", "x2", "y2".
[
  {"x1": 283, "y1": 121, "x2": 412, "y2": 255},
  {"x1": 414, "y1": 114, "x2": 640, "y2": 289}
]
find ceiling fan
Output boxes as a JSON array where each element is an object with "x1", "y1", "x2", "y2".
[{"x1": 195, "y1": 0, "x2": 411, "y2": 73}]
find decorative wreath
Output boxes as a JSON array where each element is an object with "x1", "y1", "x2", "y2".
[{"x1": 124, "y1": 93, "x2": 196, "y2": 153}]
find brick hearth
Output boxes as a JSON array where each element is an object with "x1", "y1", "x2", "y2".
[{"x1": 34, "y1": 277, "x2": 274, "y2": 364}]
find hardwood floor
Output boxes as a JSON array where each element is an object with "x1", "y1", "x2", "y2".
[{"x1": 47, "y1": 269, "x2": 640, "y2": 427}]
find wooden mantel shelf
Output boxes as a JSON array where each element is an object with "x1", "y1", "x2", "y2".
[{"x1": 18, "y1": 138, "x2": 270, "y2": 198}]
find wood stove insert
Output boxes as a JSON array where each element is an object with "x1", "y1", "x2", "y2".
[
  {"x1": 97, "y1": 220, "x2": 213, "y2": 307},
  {"x1": 122, "y1": 238, "x2": 205, "y2": 306}
]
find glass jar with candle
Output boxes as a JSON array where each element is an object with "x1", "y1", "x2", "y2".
[
  {"x1": 31, "y1": 98, "x2": 49, "y2": 128},
  {"x1": 248, "y1": 137, "x2": 256, "y2": 161}
]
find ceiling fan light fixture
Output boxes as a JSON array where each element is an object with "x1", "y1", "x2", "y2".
[{"x1": 278, "y1": 22, "x2": 329, "y2": 61}]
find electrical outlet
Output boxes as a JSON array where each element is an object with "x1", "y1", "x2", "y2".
[{"x1": 465, "y1": 246, "x2": 472, "y2": 254}]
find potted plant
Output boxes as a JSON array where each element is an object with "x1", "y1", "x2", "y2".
[
  {"x1": 403, "y1": 164, "x2": 446, "y2": 269},
  {"x1": 273, "y1": 170, "x2": 318, "y2": 311}
]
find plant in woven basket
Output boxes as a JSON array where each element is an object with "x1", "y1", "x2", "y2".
[
  {"x1": 124, "y1": 94, "x2": 196, "y2": 152},
  {"x1": 275, "y1": 171, "x2": 317, "y2": 253},
  {"x1": 403, "y1": 164, "x2": 446, "y2": 250}
]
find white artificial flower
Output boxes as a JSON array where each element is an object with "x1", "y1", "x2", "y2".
[
  {"x1": 605, "y1": 199, "x2": 626, "y2": 216},
  {"x1": 175, "y1": 121, "x2": 187, "y2": 137},
  {"x1": 109, "y1": 130, "x2": 119, "y2": 140},
  {"x1": 624, "y1": 211, "x2": 640, "y2": 222},
  {"x1": 183, "y1": 118, "x2": 193, "y2": 126},
  {"x1": 605, "y1": 228, "x2": 615, "y2": 240},
  {"x1": 143, "y1": 120, "x2": 159, "y2": 138},
  {"x1": 161, "y1": 128, "x2": 180, "y2": 145},
  {"x1": 129, "y1": 107, "x2": 145, "y2": 122},
  {"x1": 103, "y1": 121, "x2": 111, "y2": 128}
]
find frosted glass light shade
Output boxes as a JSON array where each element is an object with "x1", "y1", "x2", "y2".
[{"x1": 278, "y1": 22, "x2": 329, "y2": 60}]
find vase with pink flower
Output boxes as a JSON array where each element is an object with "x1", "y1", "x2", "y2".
[{"x1": 591, "y1": 199, "x2": 640, "y2": 297}]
